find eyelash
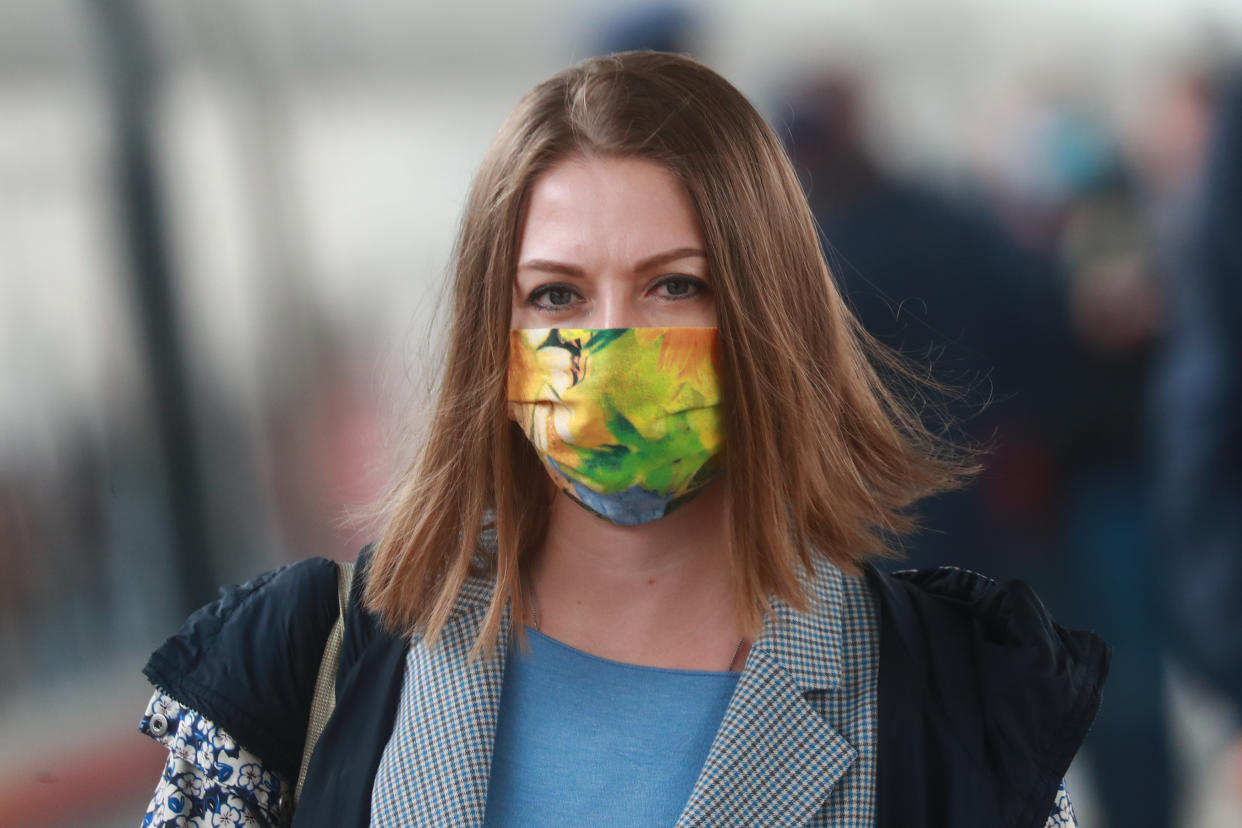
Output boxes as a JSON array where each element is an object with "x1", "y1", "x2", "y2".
[{"x1": 526, "y1": 276, "x2": 710, "y2": 312}]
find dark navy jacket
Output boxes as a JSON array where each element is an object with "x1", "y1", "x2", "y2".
[{"x1": 144, "y1": 549, "x2": 1108, "y2": 827}]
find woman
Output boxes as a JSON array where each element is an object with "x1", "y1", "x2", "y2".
[{"x1": 140, "y1": 52, "x2": 1105, "y2": 827}]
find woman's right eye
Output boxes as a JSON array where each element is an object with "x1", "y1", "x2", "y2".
[{"x1": 528, "y1": 284, "x2": 581, "y2": 311}]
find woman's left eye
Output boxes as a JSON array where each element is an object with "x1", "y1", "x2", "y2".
[{"x1": 651, "y1": 275, "x2": 709, "y2": 300}]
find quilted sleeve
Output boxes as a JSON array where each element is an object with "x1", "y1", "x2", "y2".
[
  {"x1": 142, "y1": 556, "x2": 340, "y2": 782},
  {"x1": 139, "y1": 690, "x2": 291, "y2": 828}
]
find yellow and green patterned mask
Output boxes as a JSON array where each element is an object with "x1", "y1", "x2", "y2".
[{"x1": 508, "y1": 327, "x2": 724, "y2": 525}]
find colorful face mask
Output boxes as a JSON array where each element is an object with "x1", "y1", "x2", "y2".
[{"x1": 508, "y1": 327, "x2": 724, "y2": 525}]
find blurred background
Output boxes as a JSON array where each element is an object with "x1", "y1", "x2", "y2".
[{"x1": 2, "y1": 0, "x2": 1242, "y2": 825}]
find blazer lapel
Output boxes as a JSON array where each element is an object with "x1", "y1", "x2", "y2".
[
  {"x1": 675, "y1": 564, "x2": 859, "y2": 827},
  {"x1": 376, "y1": 562, "x2": 861, "y2": 828},
  {"x1": 371, "y1": 576, "x2": 509, "y2": 828}
]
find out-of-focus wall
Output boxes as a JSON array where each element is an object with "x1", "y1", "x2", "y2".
[{"x1": 2, "y1": 1, "x2": 1241, "y2": 825}]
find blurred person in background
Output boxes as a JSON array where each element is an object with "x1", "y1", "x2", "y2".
[
  {"x1": 1151, "y1": 69, "x2": 1242, "y2": 806},
  {"x1": 779, "y1": 72, "x2": 1067, "y2": 581},
  {"x1": 592, "y1": 1, "x2": 699, "y2": 56},
  {"x1": 135, "y1": 52, "x2": 1104, "y2": 828},
  {"x1": 783, "y1": 73, "x2": 1175, "y2": 827},
  {"x1": 1048, "y1": 118, "x2": 1170, "y2": 828}
]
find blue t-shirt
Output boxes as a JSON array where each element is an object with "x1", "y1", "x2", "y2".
[{"x1": 483, "y1": 628, "x2": 740, "y2": 827}]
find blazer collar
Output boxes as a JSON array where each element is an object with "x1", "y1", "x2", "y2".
[
  {"x1": 752, "y1": 559, "x2": 846, "y2": 692},
  {"x1": 373, "y1": 573, "x2": 509, "y2": 828},
  {"x1": 386, "y1": 562, "x2": 857, "y2": 827},
  {"x1": 674, "y1": 560, "x2": 857, "y2": 826}
]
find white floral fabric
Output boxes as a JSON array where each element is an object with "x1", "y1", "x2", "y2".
[
  {"x1": 1048, "y1": 779, "x2": 1078, "y2": 827},
  {"x1": 139, "y1": 691, "x2": 288, "y2": 828}
]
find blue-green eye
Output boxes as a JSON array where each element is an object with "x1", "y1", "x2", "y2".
[
  {"x1": 528, "y1": 283, "x2": 582, "y2": 311},
  {"x1": 544, "y1": 287, "x2": 575, "y2": 305},
  {"x1": 652, "y1": 275, "x2": 708, "y2": 300}
]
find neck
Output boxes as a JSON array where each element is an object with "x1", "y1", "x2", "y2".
[{"x1": 527, "y1": 479, "x2": 748, "y2": 671}]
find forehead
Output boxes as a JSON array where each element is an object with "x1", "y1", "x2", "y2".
[{"x1": 517, "y1": 156, "x2": 704, "y2": 263}]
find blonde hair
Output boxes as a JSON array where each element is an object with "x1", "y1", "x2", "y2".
[{"x1": 364, "y1": 51, "x2": 974, "y2": 653}]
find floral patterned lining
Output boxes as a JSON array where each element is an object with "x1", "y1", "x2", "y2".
[{"x1": 139, "y1": 691, "x2": 288, "y2": 827}]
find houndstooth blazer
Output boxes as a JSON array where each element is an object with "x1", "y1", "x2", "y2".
[
  {"x1": 363, "y1": 561, "x2": 1083, "y2": 827},
  {"x1": 369, "y1": 559, "x2": 881, "y2": 827}
]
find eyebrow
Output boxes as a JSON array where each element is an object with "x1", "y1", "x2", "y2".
[{"x1": 517, "y1": 247, "x2": 707, "y2": 277}]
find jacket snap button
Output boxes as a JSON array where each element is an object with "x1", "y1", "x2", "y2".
[{"x1": 148, "y1": 713, "x2": 169, "y2": 737}]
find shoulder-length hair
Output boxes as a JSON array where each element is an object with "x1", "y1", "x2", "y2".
[{"x1": 364, "y1": 50, "x2": 974, "y2": 653}]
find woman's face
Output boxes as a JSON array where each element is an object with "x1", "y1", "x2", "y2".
[{"x1": 511, "y1": 156, "x2": 715, "y2": 330}]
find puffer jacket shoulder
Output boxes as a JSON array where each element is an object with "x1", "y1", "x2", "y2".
[
  {"x1": 868, "y1": 565, "x2": 1110, "y2": 828},
  {"x1": 143, "y1": 556, "x2": 341, "y2": 783}
]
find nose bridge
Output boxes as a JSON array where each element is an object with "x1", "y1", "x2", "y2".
[{"x1": 596, "y1": 275, "x2": 641, "y2": 329}]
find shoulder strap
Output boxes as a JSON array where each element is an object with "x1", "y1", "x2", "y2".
[{"x1": 295, "y1": 560, "x2": 354, "y2": 802}]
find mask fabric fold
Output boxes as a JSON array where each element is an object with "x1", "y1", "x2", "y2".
[{"x1": 507, "y1": 327, "x2": 724, "y2": 525}]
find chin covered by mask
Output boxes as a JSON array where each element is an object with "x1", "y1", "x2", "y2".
[{"x1": 507, "y1": 327, "x2": 724, "y2": 525}]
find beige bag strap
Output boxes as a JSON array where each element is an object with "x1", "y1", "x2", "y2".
[{"x1": 294, "y1": 561, "x2": 355, "y2": 802}]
